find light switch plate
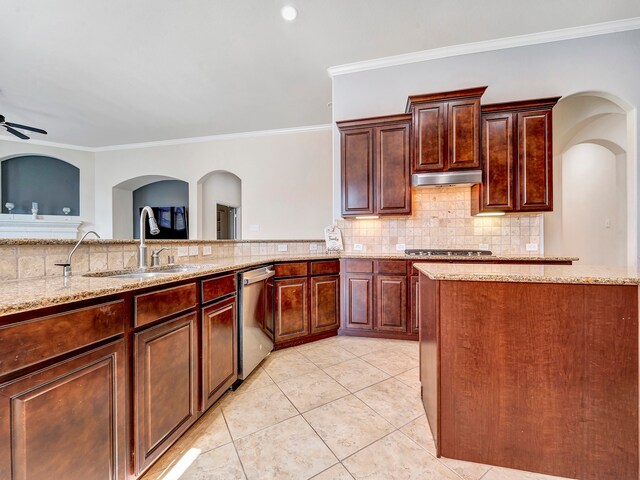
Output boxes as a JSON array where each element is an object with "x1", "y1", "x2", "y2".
[
  {"x1": 526, "y1": 243, "x2": 539, "y2": 252},
  {"x1": 203, "y1": 245, "x2": 212, "y2": 256},
  {"x1": 177, "y1": 246, "x2": 189, "y2": 257},
  {"x1": 309, "y1": 243, "x2": 318, "y2": 251},
  {"x1": 189, "y1": 246, "x2": 198, "y2": 256},
  {"x1": 395, "y1": 244, "x2": 406, "y2": 251},
  {"x1": 479, "y1": 243, "x2": 489, "y2": 250},
  {"x1": 353, "y1": 243, "x2": 363, "y2": 251},
  {"x1": 250, "y1": 224, "x2": 260, "y2": 232},
  {"x1": 277, "y1": 244, "x2": 288, "y2": 252}
]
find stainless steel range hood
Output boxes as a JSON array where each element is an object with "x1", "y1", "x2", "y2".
[{"x1": 412, "y1": 170, "x2": 482, "y2": 187}]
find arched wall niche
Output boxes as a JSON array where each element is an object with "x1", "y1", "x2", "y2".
[
  {"x1": 0, "y1": 154, "x2": 80, "y2": 215},
  {"x1": 112, "y1": 175, "x2": 189, "y2": 239},
  {"x1": 545, "y1": 91, "x2": 636, "y2": 267},
  {"x1": 197, "y1": 170, "x2": 242, "y2": 240}
]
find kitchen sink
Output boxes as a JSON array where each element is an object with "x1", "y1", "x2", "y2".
[{"x1": 84, "y1": 263, "x2": 218, "y2": 279}]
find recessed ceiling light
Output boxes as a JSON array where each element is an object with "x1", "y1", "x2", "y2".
[{"x1": 281, "y1": 5, "x2": 297, "y2": 21}]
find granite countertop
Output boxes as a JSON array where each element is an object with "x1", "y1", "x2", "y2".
[
  {"x1": 414, "y1": 263, "x2": 640, "y2": 286},
  {"x1": 0, "y1": 252, "x2": 578, "y2": 317},
  {"x1": 341, "y1": 253, "x2": 578, "y2": 262}
]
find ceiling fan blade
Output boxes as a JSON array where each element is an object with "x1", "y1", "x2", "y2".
[
  {"x1": 3, "y1": 125, "x2": 30, "y2": 140},
  {"x1": 4, "y1": 122, "x2": 47, "y2": 135}
]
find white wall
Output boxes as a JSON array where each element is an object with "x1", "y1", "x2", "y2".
[
  {"x1": 94, "y1": 128, "x2": 333, "y2": 239},
  {"x1": 331, "y1": 29, "x2": 640, "y2": 264},
  {"x1": 0, "y1": 139, "x2": 96, "y2": 233},
  {"x1": 199, "y1": 171, "x2": 241, "y2": 240}
]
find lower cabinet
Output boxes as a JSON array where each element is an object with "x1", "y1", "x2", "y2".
[
  {"x1": 375, "y1": 275, "x2": 407, "y2": 332},
  {"x1": 202, "y1": 296, "x2": 237, "y2": 411},
  {"x1": 275, "y1": 277, "x2": 309, "y2": 341},
  {"x1": 343, "y1": 273, "x2": 374, "y2": 331},
  {"x1": 0, "y1": 341, "x2": 127, "y2": 480},
  {"x1": 310, "y1": 275, "x2": 340, "y2": 334},
  {"x1": 134, "y1": 312, "x2": 198, "y2": 475}
]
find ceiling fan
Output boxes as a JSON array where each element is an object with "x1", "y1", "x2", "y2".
[{"x1": 0, "y1": 114, "x2": 47, "y2": 140}]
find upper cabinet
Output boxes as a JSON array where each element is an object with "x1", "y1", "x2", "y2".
[
  {"x1": 405, "y1": 87, "x2": 487, "y2": 172},
  {"x1": 471, "y1": 97, "x2": 560, "y2": 214},
  {"x1": 338, "y1": 114, "x2": 412, "y2": 217}
]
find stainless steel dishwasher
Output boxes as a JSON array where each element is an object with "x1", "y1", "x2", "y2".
[{"x1": 237, "y1": 265, "x2": 275, "y2": 381}]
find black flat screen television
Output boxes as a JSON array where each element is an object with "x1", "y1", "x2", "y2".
[{"x1": 140, "y1": 206, "x2": 188, "y2": 239}]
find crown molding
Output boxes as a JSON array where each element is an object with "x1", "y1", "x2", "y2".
[
  {"x1": 0, "y1": 134, "x2": 95, "y2": 152},
  {"x1": 328, "y1": 17, "x2": 640, "y2": 77},
  {"x1": 93, "y1": 124, "x2": 333, "y2": 152},
  {"x1": 2, "y1": 124, "x2": 333, "y2": 153}
]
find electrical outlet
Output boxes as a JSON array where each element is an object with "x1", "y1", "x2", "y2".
[
  {"x1": 203, "y1": 245, "x2": 212, "y2": 256},
  {"x1": 479, "y1": 243, "x2": 489, "y2": 250},
  {"x1": 605, "y1": 218, "x2": 611, "y2": 228},
  {"x1": 250, "y1": 224, "x2": 260, "y2": 232},
  {"x1": 526, "y1": 243, "x2": 539, "y2": 252},
  {"x1": 277, "y1": 244, "x2": 288, "y2": 252},
  {"x1": 177, "y1": 246, "x2": 189, "y2": 257},
  {"x1": 396, "y1": 244, "x2": 406, "y2": 251},
  {"x1": 188, "y1": 246, "x2": 198, "y2": 256},
  {"x1": 353, "y1": 243, "x2": 363, "y2": 251},
  {"x1": 309, "y1": 243, "x2": 318, "y2": 251}
]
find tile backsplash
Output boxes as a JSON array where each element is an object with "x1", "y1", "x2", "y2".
[{"x1": 336, "y1": 187, "x2": 542, "y2": 255}]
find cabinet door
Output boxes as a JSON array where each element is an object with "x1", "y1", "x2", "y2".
[
  {"x1": 447, "y1": 98, "x2": 481, "y2": 170},
  {"x1": 342, "y1": 273, "x2": 374, "y2": 330},
  {"x1": 275, "y1": 277, "x2": 309, "y2": 341},
  {"x1": 375, "y1": 275, "x2": 407, "y2": 333},
  {"x1": 134, "y1": 312, "x2": 198, "y2": 475},
  {"x1": 0, "y1": 341, "x2": 126, "y2": 480},
  {"x1": 517, "y1": 109, "x2": 553, "y2": 211},
  {"x1": 341, "y1": 127, "x2": 375, "y2": 215},
  {"x1": 376, "y1": 122, "x2": 411, "y2": 214},
  {"x1": 413, "y1": 102, "x2": 446, "y2": 172},
  {"x1": 311, "y1": 275, "x2": 340, "y2": 334},
  {"x1": 202, "y1": 296, "x2": 237, "y2": 411},
  {"x1": 410, "y1": 275, "x2": 419, "y2": 334},
  {"x1": 481, "y1": 112, "x2": 515, "y2": 211}
]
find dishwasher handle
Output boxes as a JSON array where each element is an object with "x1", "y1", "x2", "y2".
[{"x1": 243, "y1": 268, "x2": 275, "y2": 285}]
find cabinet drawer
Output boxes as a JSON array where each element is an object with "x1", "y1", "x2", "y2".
[
  {"x1": 344, "y1": 259, "x2": 374, "y2": 273},
  {"x1": 0, "y1": 300, "x2": 125, "y2": 377},
  {"x1": 377, "y1": 260, "x2": 407, "y2": 275},
  {"x1": 310, "y1": 260, "x2": 340, "y2": 276},
  {"x1": 202, "y1": 274, "x2": 236, "y2": 304},
  {"x1": 135, "y1": 283, "x2": 197, "y2": 327},
  {"x1": 275, "y1": 262, "x2": 308, "y2": 278}
]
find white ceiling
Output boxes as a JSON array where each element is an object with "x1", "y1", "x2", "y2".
[{"x1": 1, "y1": 0, "x2": 638, "y2": 147}]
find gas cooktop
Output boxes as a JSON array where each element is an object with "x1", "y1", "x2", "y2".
[{"x1": 404, "y1": 248, "x2": 493, "y2": 257}]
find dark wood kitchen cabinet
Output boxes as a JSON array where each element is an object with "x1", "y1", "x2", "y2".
[
  {"x1": 472, "y1": 97, "x2": 560, "y2": 214},
  {"x1": 338, "y1": 113, "x2": 412, "y2": 217},
  {"x1": 274, "y1": 260, "x2": 340, "y2": 348},
  {"x1": 134, "y1": 311, "x2": 198, "y2": 475},
  {"x1": 275, "y1": 276, "x2": 310, "y2": 341},
  {"x1": 0, "y1": 340, "x2": 127, "y2": 480},
  {"x1": 202, "y1": 296, "x2": 237, "y2": 411},
  {"x1": 410, "y1": 274, "x2": 420, "y2": 334},
  {"x1": 342, "y1": 272, "x2": 375, "y2": 331},
  {"x1": 375, "y1": 275, "x2": 407, "y2": 332},
  {"x1": 406, "y1": 86, "x2": 487, "y2": 172}
]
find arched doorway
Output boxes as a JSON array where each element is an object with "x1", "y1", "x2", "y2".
[
  {"x1": 197, "y1": 171, "x2": 242, "y2": 240},
  {"x1": 544, "y1": 92, "x2": 636, "y2": 267}
]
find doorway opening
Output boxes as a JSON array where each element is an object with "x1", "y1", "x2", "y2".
[{"x1": 216, "y1": 204, "x2": 238, "y2": 240}]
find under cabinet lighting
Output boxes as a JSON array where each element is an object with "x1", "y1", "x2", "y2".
[
  {"x1": 281, "y1": 5, "x2": 297, "y2": 21},
  {"x1": 475, "y1": 212, "x2": 505, "y2": 217},
  {"x1": 355, "y1": 215, "x2": 379, "y2": 220}
]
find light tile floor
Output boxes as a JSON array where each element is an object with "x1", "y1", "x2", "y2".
[{"x1": 141, "y1": 336, "x2": 575, "y2": 480}]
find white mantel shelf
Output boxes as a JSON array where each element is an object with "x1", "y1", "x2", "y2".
[{"x1": 0, "y1": 218, "x2": 83, "y2": 239}]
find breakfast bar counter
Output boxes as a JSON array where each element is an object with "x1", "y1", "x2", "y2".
[{"x1": 414, "y1": 263, "x2": 639, "y2": 480}]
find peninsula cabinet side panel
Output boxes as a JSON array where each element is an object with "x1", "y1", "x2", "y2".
[
  {"x1": 437, "y1": 281, "x2": 638, "y2": 480},
  {"x1": 0, "y1": 341, "x2": 127, "y2": 480}
]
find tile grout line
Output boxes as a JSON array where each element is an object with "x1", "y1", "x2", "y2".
[{"x1": 220, "y1": 409, "x2": 251, "y2": 480}]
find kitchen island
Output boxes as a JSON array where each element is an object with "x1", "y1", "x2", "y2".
[{"x1": 415, "y1": 263, "x2": 639, "y2": 480}]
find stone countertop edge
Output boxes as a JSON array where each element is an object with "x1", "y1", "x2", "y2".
[
  {"x1": 0, "y1": 238, "x2": 326, "y2": 245},
  {"x1": 0, "y1": 253, "x2": 578, "y2": 317},
  {"x1": 413, "y1": 263, "x2": 640, "y2": 286}
]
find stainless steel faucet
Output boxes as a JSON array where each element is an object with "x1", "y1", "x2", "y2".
[
  {"x1": 56, "y1": 230, "x2": 101, "y2": 277},
  {"x1": 139, "y1": 206, "x2": 160, "y2": 268},
  {"x1": 151, "y1": 247, "x2": 168, "y2": 267}
]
